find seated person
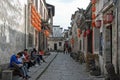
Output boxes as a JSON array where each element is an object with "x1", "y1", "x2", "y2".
[
  {"x1": 23, "y1": 49, "x2": 33, "y2": 70},
  {"x1": 31, "y1": 48, "x2": 40, "y2": 66},
  {"x1": 17, "y1": 51, "x2": 30, "y2": 72},
  {"x1": 9, "y1": 52, "x2": 30, "y2": 80},
  {"x1": 39, "y1": 50, "x2": 46, "y2": 63}
]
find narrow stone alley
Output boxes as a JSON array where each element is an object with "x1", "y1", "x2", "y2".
[
  {"x1": 1, "y1": 0, "x2": 120, "y2": 80},
  {"x1": 38, "y1": 52, "x2": 104, "y2": 80}
]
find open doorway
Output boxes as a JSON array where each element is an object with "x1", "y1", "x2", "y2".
[
  {"x1": 54, "y1": 43, "x2": 57, "y2": 50},
  {"x1": 105, "y1": 25, "x2": 112, "y2": 63}
]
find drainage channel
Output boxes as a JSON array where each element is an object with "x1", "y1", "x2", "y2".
[{"x1": 36, "y1": 53, "x2": 58, "y2": 80}]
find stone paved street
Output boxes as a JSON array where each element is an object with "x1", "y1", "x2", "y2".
[
  {"x1": 12, "y1": 52, "x2": 104, "y2": 80},
  {"x1": 13, "y1": 52, "x2": 58, "y2": 80},
  {"x1": 39, "y1": 52, "x2": 104, "y2": 80}
]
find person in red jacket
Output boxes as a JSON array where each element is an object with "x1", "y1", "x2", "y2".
[
  {"x1": 23, "y1": 49, "x2": 33, "y2": 71},
  {"x1": 39, "y1": 50, "x2": 46, "y2": 63}
]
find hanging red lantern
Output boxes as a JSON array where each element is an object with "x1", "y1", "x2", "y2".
[
  {"x1": 71, "y1": 38, "x2": 74, "y2": 44},
  {"x1": 92, "y1": 14, "x2": 96, "y2": 19},
  {"x1": 44, "y1": 30, "x2": 50, "y2": 37},
  {"x1": 92, "y1": 20, "x2": 96, "y2": 27},
  {"x1": 92, "y1": 5, "x2": 96, "y2": 12},
  {"x1": 83, "y1": 31, "x2": 86, "y2": 37},
  {"x1": 31, "y1": 4, "x2": 42, "y2": 32},
  {"x1": 95, "y1": 20, "x2": 101, "y2": 28},
  {"x1": 106, "y1": 13, "x2": 113, "y2": 23}
]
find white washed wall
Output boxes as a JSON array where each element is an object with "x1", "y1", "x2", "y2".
[{"x1": 0, "y1": 0, "x2": 27, "y2": 64}]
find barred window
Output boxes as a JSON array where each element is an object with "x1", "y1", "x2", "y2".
[
  {"x1": 94, "y1": 28, "x2": 100, "y2": 51},
  {"x1": 28, "y1": 33, "x2": 33, "y2": 47},
  {"x1": 59, "y1": 42, "x2": 62, "y2": 46}
]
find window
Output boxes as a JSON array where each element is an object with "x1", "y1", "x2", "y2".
[
  {"x1": 99, "y1": 33, "x2": 103, "y2": 55},
  {"x1": 28, "y1": 33, "x2": 33, "y2": 47},
  {"x1": 94, "y1": 28, "x2": 100, "y2": 51},
  {"x1": 59, "y1": 42, "x2": 62, "y2": 46},
  {"x1": 79, "y1": 40, "x2": 81, "y2": 50}
]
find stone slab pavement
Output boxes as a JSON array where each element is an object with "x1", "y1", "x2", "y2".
[
  {"x1": 38, "y1": 53, "x2": 104, "y2": 80},
  {"x1": 13, "y1": 52, "x2": 104, "y2": 80},
  {"x1": 13, "y1": 52, "x2": 58, "y2": 80}
]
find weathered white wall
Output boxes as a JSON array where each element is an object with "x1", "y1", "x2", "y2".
[{"x1": 0, "y1": 0, "x2": 27, "y2": 64}]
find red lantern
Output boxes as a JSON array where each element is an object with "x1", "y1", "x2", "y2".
[
  {"x1": 92, "y1": 5, "x2": 96, "y2": 12},
  {"x1": 106, "y1": 13, "x2": 113, "y2": 23},
  {"x1": 71, "y1": 38, "x2": 74, "y2": 44},
  {"x1": 95, "y1": 20, "x2": 101, "y2": 28},
  {"x1": 31, "y1": 4, "x2": 42, "y2": 32},
  {"x1": 83, "y1": 31, "x2": 86, "y2": 37},
  {"x1": 92, "y1": 21, "x2": 96, "y2": 27},
  {"x1": 44, "y1": 30, "x2": 50, "y2": 37},
  {"x1": 92, "y1": 14, "x2": 96, "y2": 19},
  {"x1": 103, "y1": 13, "x2": 113, "y2": 24}
]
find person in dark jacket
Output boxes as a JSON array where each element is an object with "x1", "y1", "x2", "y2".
[
  {"x1": 31, "y1": 48, "x2": 40, "y2": 66},
  {"x1": 9, "y1": 52, "x2": 30, "y2": 80}
]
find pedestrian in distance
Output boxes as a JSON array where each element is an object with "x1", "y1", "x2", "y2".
[{"x1": 64, "y1": 47, "x2": 68, "y2": 54}]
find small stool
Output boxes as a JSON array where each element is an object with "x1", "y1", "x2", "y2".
[{"x1": 2, "y1": 70, "x2": 13, "y2": 80}]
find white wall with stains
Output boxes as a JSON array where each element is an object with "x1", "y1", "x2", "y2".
[{"x1": 0, "y1": 0, "x2": 27, "y2": 64}]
